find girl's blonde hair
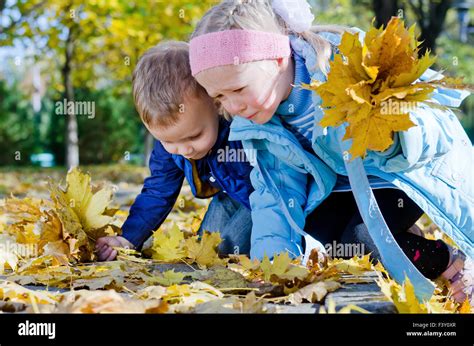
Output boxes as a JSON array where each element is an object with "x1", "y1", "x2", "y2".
[{"x1": 191, "y1": 0, "x2": 354, "y2": 75}]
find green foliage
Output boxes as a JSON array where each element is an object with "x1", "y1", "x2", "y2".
[
  {"x1": 435, "y1": 9, "x2": 474, "y2": 139},
  {"x1": 1, "y1": 0, "x2": 217, "y2": 167},
  {"x1": 0, "y1": 80, "x2": 36, "y2": 165},
  {"x1": 0, "y1": 81, "x2": 145, "y2": 166},
  {"x1": 313, "y1": 0, "x2": 374, "y2": 29},
  {"x1": 75, "y1": 88, "x2": 144, "y2": 164}
]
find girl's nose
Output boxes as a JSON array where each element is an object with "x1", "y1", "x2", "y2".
[{"x1": 226, "y1": 99, "x2": 246, "y2": 115}]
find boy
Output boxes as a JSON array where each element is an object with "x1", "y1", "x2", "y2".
[{"x1": 95, "y1": 41, "x2": 253, "y2": 261}]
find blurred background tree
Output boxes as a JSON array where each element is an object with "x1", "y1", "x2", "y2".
[
  {"x1": 0, "y1": 0, "x2": 216, "y2": 167},
  {"x1": 0, "y1": 0, "x2": 472, "y2": 168}
]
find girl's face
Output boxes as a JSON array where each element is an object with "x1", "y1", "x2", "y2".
[{"x1": 195, "y1": 58, "x2": 293, "y2": 124}]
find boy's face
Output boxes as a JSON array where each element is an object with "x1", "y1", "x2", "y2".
[{"x1": 147, "y1": 93, "x2": 219, "y2": 160}]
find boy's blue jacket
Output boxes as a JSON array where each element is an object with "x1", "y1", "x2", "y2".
[
  {"x1": 121, "y1": 118, "x2": 253, "y2": 248},
  {"x1": 228, "y1": 30, "x2": 474, "y2": 263}
]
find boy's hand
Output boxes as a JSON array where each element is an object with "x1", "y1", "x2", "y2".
[{"x1": 95, "y1": 236, "x2": 135, "y2": 261}]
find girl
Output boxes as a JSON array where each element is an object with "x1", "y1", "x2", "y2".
[{"x1": 189, "y1": 0, "x2": 473, "y2": 303}]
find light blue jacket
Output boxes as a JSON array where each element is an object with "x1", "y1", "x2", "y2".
[{"x1": 228, "y1": 31, "x2": 473, "y2": 267}]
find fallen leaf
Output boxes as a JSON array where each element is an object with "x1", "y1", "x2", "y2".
[
  {"x1": 56, "y1": 289, "x2": 166, "y2": 313},
  {"x1": 0, "y1": 280, "x2": 59, "y2": 305},
  {"x1": 319, "y1": 297, "x2": 371, "y2": 314},
  {"x1": 260, "y1": 252, "x2": 309, "y2": 283},
  {"x1": 146, "y1": 269, "x2": 186, "y2": 286},
  {"x1": 184, "y1": 231, "x2": 225, "y2": 267},
  {"x1": 232, "y1": 291, "x2": 274, "y2": 313},
  {"x1": 151, "y1": 223, "x2": 186, "y2": 262},
  {"x1": 0, "y1": 235, "x2": 20, "y2": 273},
  {"x1": 288, "y1": 280, "x2": 341, "y2": 304}
]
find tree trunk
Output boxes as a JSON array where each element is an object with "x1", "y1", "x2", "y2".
[
  {"x1": 406, "y1": 0, "x2": 454, "y2": 55},
  {"x1": 63, "y1": 25, "x2": 79, "y2": 169},
  {"x1": 423, "y1": 0, "x2": 453, "y2": 54},
  {"x1": 373, "y1": 0, "x2": 400, "y2": 27}
]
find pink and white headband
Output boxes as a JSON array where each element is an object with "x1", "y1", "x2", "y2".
[{"x1": 189, "y1": 29, "x2": 291, "y2": 76}]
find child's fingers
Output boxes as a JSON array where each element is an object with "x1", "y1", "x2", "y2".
[
  {"x1": 106, "y1": 249, "x2": 117, "y2": 262},
  {"x1": 97, "y1": 249, "x2": 106, "y2": 261},
  {"x1": 95, "y1": 243, "x2": 106, "y2": 253},
  {"x1": 101, "y1": 246, "x2": 113, "y2": 258},
  {"x1": 96, "y1": 243, "x2": 109, "y2": 256},
  {"x1": 96, "y1": 244, "x2": 106, "y2": 255},
  {"x1": 99, "y1": 246, "x2": 113, "y2": 261},
  {"x1": 95, "y1": 238, "x2": 108, "y2": 248}
]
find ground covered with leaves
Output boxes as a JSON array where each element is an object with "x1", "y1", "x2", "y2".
[{"x1": 0, "y1": 167, "x2": 471, "y2": 314}]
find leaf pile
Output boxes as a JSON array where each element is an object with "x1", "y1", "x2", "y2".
[
  {"x1": 2, "y1": 168, "x2": 117, "y2": 264},
  {"x1": 0, "y1": 168, "x2": 470, "y2": 314},
  {"x1": 149, "y1": 224, "x2": 225, "y2": 268}
]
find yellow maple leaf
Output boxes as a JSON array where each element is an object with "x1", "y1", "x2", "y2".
[
  {"x1": 52, "y1": 200, "x2": 89, "y2": 261},
  {"x1": 3, "y1": 196, "x2": 46, "y2": 225},
  {"x1": 151, "y1": 223, "x2": 186, "y2": 262},
  {"x1": 305, "y1": 17, "x2": 468, "y2": 159},
  {"x1": 327, "y1": 254, "x2": 374, "y2": 276},
  {"x1": 3, "y1": 196, "x2": 72, "y2": 261},
  {"x1": 260, "y1": 252, "x2": 309, "y2": 282},
  {"x1": 393, "y1": 276, "x2": 428, "y2": 313},
  {"x1": 0, "y1": 280, "x2": 59, "y2": 305},
  {"x1": 50, "y1": 167, "x2": 114, "y2": 235},
  {"x1": 288, "y1": 280, "x2": 341, "y2": 304},
  {"x1": 375, "y1": 270, "x2": 462, "y2": 313},
  {"x1": 147, "y1": 269, "x2": 187, "y2": 286},
  {"x1": 56, "y1": 289, "x2": 167, "y2": 313},
  {"x1": 232, "y1": 291, "x2": 272, "y2": 313},
  {"x1": 458, "y1": 299, "x2": 472, "y2": 314},
  {"x1": 184, "y1": 231, "x2": 225, "y2": 267},
  {"x1": 47, "y1": 168, "x2": 117, "y2": 261},
  {"x1": 319, "y1": 297, "x2": 371, "y2": 314},
  {"x1": 158, "y1": 282, "x2": 224, "y2": 312},
  {"x1": 0, "y1": 235, "x2": 20, "y2": 273},
  {"x1": 228, "y1": 255, "x2": 261, "y2": 279}
]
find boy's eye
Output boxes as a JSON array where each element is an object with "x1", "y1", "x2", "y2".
[
  {"x1": 190, "y1": 132, "x2": 202, "y2": 140},
  {"x1": 233, "y1": 87, "x2": 244, "y2": 93}
]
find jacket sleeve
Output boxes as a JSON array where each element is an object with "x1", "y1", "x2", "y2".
[
  {"x1": 121, "y1": 140, "x2": 184, "y2": 248},
  {"x1": 248, "y1": 145, "x2": 309, "y2": 261}
]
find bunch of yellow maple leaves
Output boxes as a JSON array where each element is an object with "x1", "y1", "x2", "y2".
[
  {"x1": 306, "y1": 17, "x2": 470, "y2": 158},
  {"x1": 0, "y1": 167, "x2": 470, "y2": 313}
]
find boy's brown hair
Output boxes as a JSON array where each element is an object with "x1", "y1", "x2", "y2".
[{"x1": 132, "y1": 41, "x2": 206, "y2": 128}]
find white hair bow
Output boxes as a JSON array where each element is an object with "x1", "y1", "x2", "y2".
[{"x1": 272, "y1": 0, "x2": 315, "y2": 33}]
